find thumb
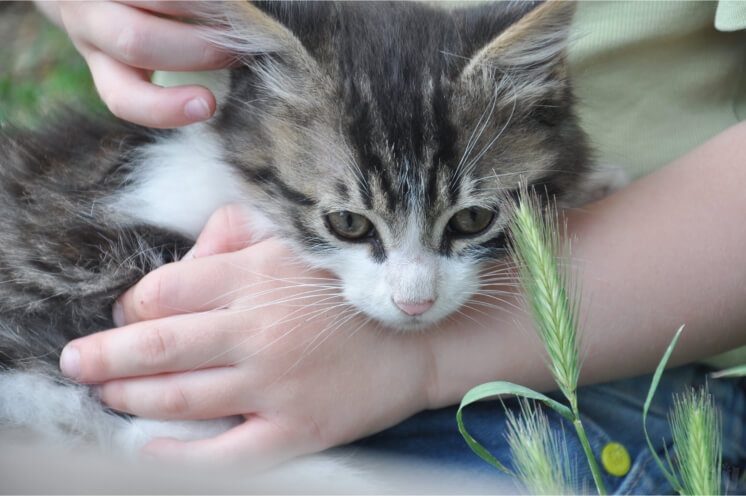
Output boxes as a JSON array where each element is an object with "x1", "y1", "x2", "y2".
[{"x1": 184, "y1": 205, "x2": 272, "y2": 260}]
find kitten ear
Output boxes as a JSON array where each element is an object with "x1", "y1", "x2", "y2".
[
  {"x1": 460, "y1": 1, "x2": 575, "y2": 93},
  {"x1": 192, "y1": 2, "x2": 321, "y2": 96},
  {"x1": 194, "y1": 3, "x2": 305, "y2": 58}
]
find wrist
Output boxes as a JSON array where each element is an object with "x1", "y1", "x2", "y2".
[{"x1": 422, "y1": 292, "x2": 561, "y2": 409}]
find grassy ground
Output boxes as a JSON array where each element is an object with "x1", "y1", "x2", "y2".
[{"x1": 0, "y1": 2, "x2": 104, "y2": 128}]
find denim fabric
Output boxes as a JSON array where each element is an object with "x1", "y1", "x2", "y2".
[{"x1": 351, "y1": 365, "x2": 746, "y2": 494}]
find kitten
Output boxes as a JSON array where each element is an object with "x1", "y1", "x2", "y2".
[{"x1": 0, "y1": 0, "x2": 613, "y2": 459}]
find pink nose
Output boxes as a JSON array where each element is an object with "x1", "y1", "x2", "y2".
[{"x1": 394, "y1": 299, "x2": 434, "y2": 316}]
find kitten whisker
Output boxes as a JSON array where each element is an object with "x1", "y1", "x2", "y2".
[
  {"x1": 227, "y1": 300, "x2": 360, "y2": 370},
  {"x1": 447, "y1": 306, "x2": 488, "y2": 330},
  {"x1": 452, "y1": 84, "x2": 499, "y2": 186},
  {"x1": 278, "y1": 310, "x2": 370, "y2": 380},
  {"x1": 470, "y1": 293, "x2": 525, "y2": 316},
  {"x1": 190, "y1": 297, "x2": 349, "y2": 371}
]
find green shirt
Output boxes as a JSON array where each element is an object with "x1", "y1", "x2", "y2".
[
  {"x1": 569, "y1": 0, "x2": 746, "y2": 180},
  {"x1": 568, "y1": 1, "x2": 746, "y2": 367}
]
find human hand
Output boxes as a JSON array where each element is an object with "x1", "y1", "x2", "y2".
[
  {"x1": 59, "y1": 205, "x2": 434, "y2": 464},
  {"x1": 36, "y1": 1, "x2": 233, "y2": 128}
]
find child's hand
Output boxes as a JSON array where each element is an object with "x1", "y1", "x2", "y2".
[
  {"x1": 36, "y1": 1, "x2": 232, "y2": 128},
  {"x1": 59, "y1": 206, "x2": 435, "y2": 463}
]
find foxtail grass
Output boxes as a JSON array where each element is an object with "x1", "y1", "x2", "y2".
[
  {"x1": 669, "y1": 386, "x2": 722, "y2": 495},
  {"x1": 458, "y1": 188, "x2": 607, "y2": 495},
  {"x1": 507, "y1": 190, "x2": 605, "y2": 494},
  {"x1": 505, "y1": 400, "x2": 576, "y2": 495},
  {"x1": 509, "y1": 192, "x2": 580, "y2": 400},
  {"x1": 460, "y1": 192, "x2": 727, "y2": 496},
  {"x1": 644, "y1": 326, "x2": 724, "y2": 495}
]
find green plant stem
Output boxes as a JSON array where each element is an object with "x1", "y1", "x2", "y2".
[{"x1": 569, "y1": 397, "x2": 607, "y2": 495}]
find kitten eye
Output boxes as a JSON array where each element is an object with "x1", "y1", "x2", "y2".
[
  {"x1": 326, "y1": 211, "x2": 374, "y2": 240},
  {"x1": 447, "y1": 207, "x2": 495, "y2": 236}
]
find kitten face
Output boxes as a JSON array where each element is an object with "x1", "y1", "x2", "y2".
[{"x1": 207, "y1": 1, "x2": 589, "y2": 330}]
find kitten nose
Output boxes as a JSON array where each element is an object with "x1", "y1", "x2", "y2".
[{"x1": 394, "y1": 299, "x2": 434, "y2": 316}]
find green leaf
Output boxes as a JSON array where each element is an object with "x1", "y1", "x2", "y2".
[
  {"x1": 642, "y1": 325, "x2": 685, "y2": 492},
  {"x1": 457, "y1": 381, "x2": 574, "y2": 475},
  {"x1": 710, "y1": 364, "x2": 746, "y2": 379},
  {"x1": 461, "y1": 382, "x2": 575, "y2": 421}
]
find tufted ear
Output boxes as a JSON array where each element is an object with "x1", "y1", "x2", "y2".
[
  {"x1": 191, "y1": 2, "x2": 323, "y2": 99},
  {"x1": 191, "y1": 3, "x2": 306, "y2": 59},
  {"x1": 460, "y1": 1, "x2": 576, "y2": 96}
]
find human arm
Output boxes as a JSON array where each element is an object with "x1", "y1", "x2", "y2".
[
  {"x1": 34, "y1": 1, "x2": 232, "y2": 128},
  {"x1": 429, "y1": 119, "x2": 746, "y2": 405},
  {"x1": 59, "y1": 120, "x2": 746, "y2": 460}
]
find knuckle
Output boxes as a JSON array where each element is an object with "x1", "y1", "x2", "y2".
[
  {"x1": 87, "y1": 336, "x2": 112, "y2": 379},
  {"x1": 159, "y1": 386, "x2": 190, "y2": 417},
  {"x1": 200, "y1": 43, "x2": 226, "y2": 67},
  {"x1": 115, "y1": 25, "x2": 145, "y2": 64},
  {"x1": 305, "y1": 417, "x2": 327, "y2": 447},
  {"x1": 98, "y1": 382, "x2": 123, "y2": 410},
  {"x1": 146, "y1": 106, "x2": 168, "y2": 129},
  {"x1": 224, "y1": 205, "x2": 253, "y2": 241},
  {"x1": 59, "y1": 3, "x2": 84, "y2": 36},
  {"x1": 135, "y1": 326, "x2": 172, "y2": 367}
]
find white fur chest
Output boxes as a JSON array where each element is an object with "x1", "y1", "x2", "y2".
[{"x1": 108, "y1": 125, "x2": 250, "y2": 239}]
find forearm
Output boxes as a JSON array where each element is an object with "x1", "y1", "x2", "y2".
[{"x1": 426, "y1": 120, "x2": 746, "y2": 408}]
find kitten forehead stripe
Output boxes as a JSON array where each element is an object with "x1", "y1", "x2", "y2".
[{"x1": 238, "y1": 164, "x2": 317, "y2": 206}]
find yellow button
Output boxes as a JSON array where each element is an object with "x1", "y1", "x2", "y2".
[{"x1": 601, "y1": 442, "x2": 631, "y2": 477}]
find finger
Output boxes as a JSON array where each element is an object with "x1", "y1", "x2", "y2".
[
  {"x1": 84, "y1": 50, "x2": 216, "y2": 128},
  {"x1": 60, "y1": 311, "x2": 248, "y2": 382},
  {"x1": 114, "y1": 249, "x2": 257, "y2": 325},
  {"x1": 143, "y1": 416, "x2": 312, "y2": 467},
  {"x1": 116, "y1": 1, "x2": 218, "y2": 19},
  {"x1": 99, "y1": 368, "x2": 249, "y2": 420},
  {"x1": 185, "y1": 204, "x2": 273, "y2": 260},
  {"x1": 63, "y1": 2, "x2": 231, "y2": 72}
]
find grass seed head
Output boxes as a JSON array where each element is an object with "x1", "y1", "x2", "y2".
[{"x1": 509, "y1": 190, "x2": 581, "y2": 399}]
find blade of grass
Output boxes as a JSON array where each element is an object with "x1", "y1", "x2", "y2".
[
  {"x1": 457, "y1": 381, "x2": 574, "y2": 475},
  {"x1": 710, "y1": 364, "x2": 746, "y2": 379},
  {"x1": 642, "y1": 324, "x2": 685, "y2": 493}
]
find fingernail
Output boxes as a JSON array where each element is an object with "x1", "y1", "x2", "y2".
[
  {"x1": 182, "y1": 245, "x2": 197, "y2": 261},
  {"x1": 184, "y1": 98, "x2": 211, "y2": 122},
  {"x1": 60, "y1": 346, "x2": 80, "y2": 380},
  {"x1": 112, "y1": 301, "x2": 126, "y2": 327}
]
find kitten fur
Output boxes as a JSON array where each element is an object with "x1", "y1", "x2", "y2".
[{"x1": 0, "y1": 0, "x2": 615, "y2": 470}]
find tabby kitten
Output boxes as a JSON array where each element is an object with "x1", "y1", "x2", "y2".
[{"x1": 0, "y1": 1, "x2": 604, "y2": 453}]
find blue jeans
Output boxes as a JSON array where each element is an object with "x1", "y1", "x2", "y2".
[{"x1": 351, "y1": 365, "x2": 746, "y2": 494}]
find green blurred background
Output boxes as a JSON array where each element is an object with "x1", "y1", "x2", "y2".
[{"x1": 0, "y1": 2, "x2": 105, "y2": 128}]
